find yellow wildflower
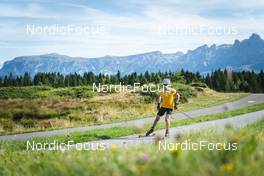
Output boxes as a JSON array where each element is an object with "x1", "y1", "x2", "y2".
[
  {"x1": 233, "y1": 131, "x2": 245, "y2": 141},
  {"x1": 110, "y1": 144, "x2": 118, "y2": 152},
  {"x1": 256, "y1": 133, "x2": 264, "y2": 142},
  {"x1": 137, "y1": 165, "x2": 146, "y2": 173},
  {"x1": 170, "y1": 147, "x2": 181, "y2": 158},
  {"x1": 220, "y1": 163, "x2": 234, "y2": 173}
]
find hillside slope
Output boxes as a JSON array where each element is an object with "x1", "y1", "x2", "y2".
[{"x1": 0, "y1": 34, "x2": 264, "y2": 76}]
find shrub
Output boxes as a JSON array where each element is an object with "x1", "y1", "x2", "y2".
[
  {"x1": 68, "y1": 115, "x2": 81, "y2": 121},
  {"x1": 140, "y1": 91, "x2": 156, "y2": 103},
  {"x1": 51, "y1": 87, "x2": 96, "y2": 98},
  {"x1": 178, "y1": 87, "x2": 197, "y2": 103},
  {"x1": 35, "y1": 110, "x2": 58, "y2": 119},
  {"x1": 190, "y1": 82, "x2": 207, "y2": 88},
  {"x1": 173, "y1": 84, "x2": 197, "y2": 103},
  {"x1": 0, "y1": 119, "x2": 15, "y2": 131},
  {"x1": 194, "y1": 87, "x2": 204, "y2": 92},
  {"x1": 12, "y1": 109, "x2": 58, "y2": 120},
  {"x1": 0, "y1": 111, "x2": 12, "y2": 119},
  {"x1": 139, "y1": 84, "x2": 197, "y2": 104},
  {"x1": 20, "y1": 118, "x2": 36, "y2": 128},
  {"x1": 38, "y1": 121, "x2": 53, "y2": 128},
  {"x1": 0, "y1": 86, "x2": 52, "y2": 99},
  {"x1": 0, "y1": 86, "x2": 95, "y2": 99}
]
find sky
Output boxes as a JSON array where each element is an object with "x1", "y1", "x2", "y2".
[{"x1": 0, "y1": 0, "x2": 264, "y2": 64}]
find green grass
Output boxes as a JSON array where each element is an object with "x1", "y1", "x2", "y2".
[
  {"x1": 0, "y1": 86, "x2": 96, "y2": 99},
  {"x1": 1, "y1": 102, "x2": 264, "y2": 151},
  {"x1": 179, "y1": 89, "x2": 249, "y2": 112},
  {"x1": 0, "y1": 85, "x2": 248, "y2": 134},
  {"x1": 0, "y1": 120, "x2": 263, "y2": 176}
]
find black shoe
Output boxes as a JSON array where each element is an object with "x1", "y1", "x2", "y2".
[
  {"x1": 165, "y1": 130, "x2": 169, "y2": 137},
  {"x1": 145, "y1": 128, "x2": 154, "y2": 136}
]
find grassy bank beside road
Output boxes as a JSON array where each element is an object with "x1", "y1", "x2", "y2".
[
  {"x1": 1, "y1": 102, "x2": 263, "y2": 151},
  {"x1": 0, "y1": 85, "x2": 248, "y2": 134},
  {"x1": 0, "y1": 119, "x2": 263, "y2": 176}
]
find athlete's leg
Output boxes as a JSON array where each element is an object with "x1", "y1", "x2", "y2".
[
  {"x1": 146, "y1": 115, "x2": 161, "y2": 136},
  {"x1": 152, "y1": 114, "x2": 161, "y2": 130},
  {"x1": 165, "y1": 114, "x2": 171, "y2": 136},
  {"x1": 146, "y1": 107, "x2": 166, "y2": 136}
]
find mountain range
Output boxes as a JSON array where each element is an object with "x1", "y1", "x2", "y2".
[{"x1": 0, "y1": 33, "x2": 264, "y2": 76}]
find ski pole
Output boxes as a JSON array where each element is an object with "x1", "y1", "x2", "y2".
[{"x1": 177, "y1": 109, "x2": 195, "y2": 120}]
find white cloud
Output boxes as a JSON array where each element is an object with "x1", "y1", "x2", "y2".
[
  {"x1": 0, "y1": 61, "x2": 3, "y2": 69},
  {"x1": 0, "y1": 3, "x2": 51, "y2": 18},
  {"x1": 0, "y1": 0, "x2": 264, "y2": 61}
]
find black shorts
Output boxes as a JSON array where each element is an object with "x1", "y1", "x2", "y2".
[{"x1": 157, "y1": 107, "x2": 173, "y2": 116}]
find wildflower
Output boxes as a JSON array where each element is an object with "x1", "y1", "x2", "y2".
[
  {"x1": 232, "y1": 131, "x2": 245, "y2": 141},
  {"x1": 220, "y1": 163, "x2": 234, "y2": 173},
  {"x1": 170, "y1": 147, "x2": 181, "y2": 158},
  {"x1": 110, "y1": 144, "x2": 118, "y2": 152},
  {"x1": 216, "y1": 143, "x2": 224, "y2": 150},
  {"x1": 256, "y1": 133, "x2": 264, "y2": 142},
  {"x1": 139, "y1": 153, "x2": 149, "y2": 163},
  {"x1": 137, "y1": 165, "x2": 146, "y2": 173}
]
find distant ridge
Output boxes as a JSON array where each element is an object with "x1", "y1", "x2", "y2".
[{"x1": 0, "y1": 33, "x2": 264, "y2": 76}]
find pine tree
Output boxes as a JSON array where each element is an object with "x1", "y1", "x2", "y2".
[
  {"x1": 259, "y1": 70, "x2": 264, "y2": 92},
  {"x1": 205, "y1": 74, "x2": 212, "y2": 88},
  {"x1": 116, "y1": 70, "x2": 121, "y2": 83},
  {"x1": 154, "y1": 73, "x2": 161, "y2": 84},
  {"x1": 22, "y1": 72, "x2": 31, "y2": 86}
]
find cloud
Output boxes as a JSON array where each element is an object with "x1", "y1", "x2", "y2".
[
  {"x1": 0, "y1": 3, "x2": 50, "y2": 18},
  {"x1": 0, "y1": 0, "x2": 264, "y2": 62},
  {"x1": 0, "y1": 61, "x2": 3, "y2": 69}
]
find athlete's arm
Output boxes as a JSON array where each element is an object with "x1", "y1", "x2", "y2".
[
  {"x1": 157, "y1": 96, "x2": 161, "y2": 103},
  {"x1": 157, "y1": 95, "x2": 161, "y2": 110},
  {"x1": 174, "y1": 92, "x2": 180, "y2": 109},
  {"x1": 175, "y1": 92, "x2": 180, "y2": 104}
]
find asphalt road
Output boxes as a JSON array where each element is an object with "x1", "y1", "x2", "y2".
[
  {"x1": 1, "y1": 94, "x2": 264, "y2": 141},
  {"x1": 78, "y1": 110, "x2": 264, "y2": 149}
]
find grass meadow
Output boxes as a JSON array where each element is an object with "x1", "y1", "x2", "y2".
[
  {"x1": 1, "y1": 102, "x2": 264, "y2": 151},
  {"x1": 0, "y1": 85, "x2": 262, "y2": 176},
  {"x1": 0, "y1": 119, "x2": 263, "y2": 176},
  {"x1": 0, "y1": 85, "x2": 248, "y2": 134}
]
